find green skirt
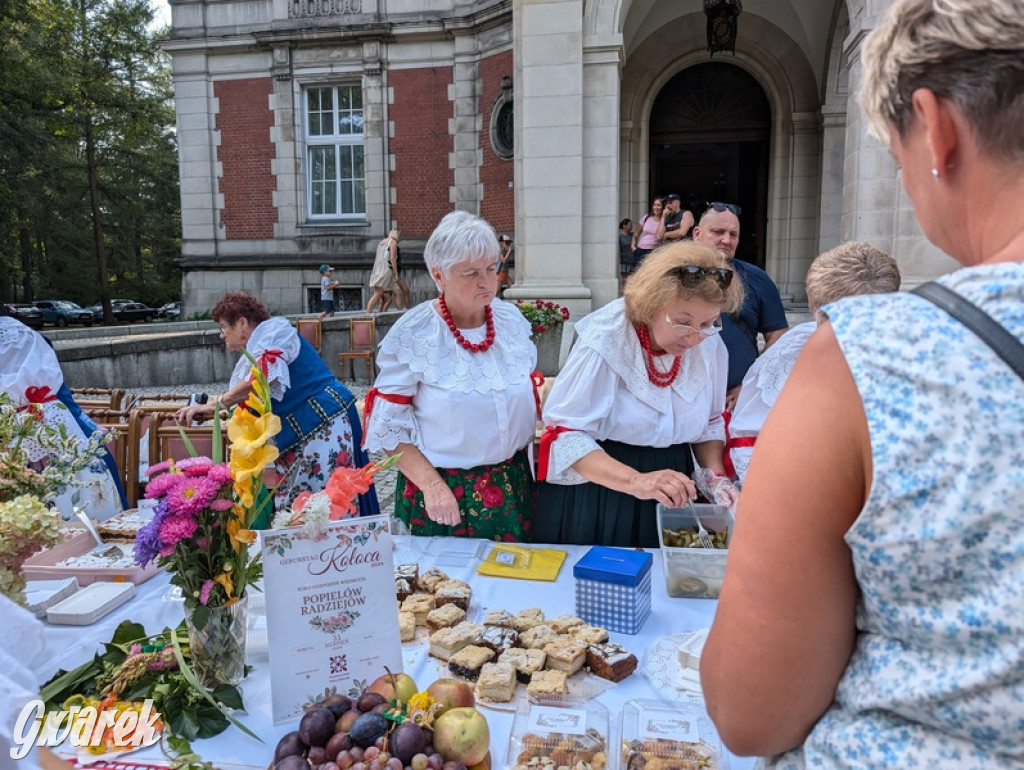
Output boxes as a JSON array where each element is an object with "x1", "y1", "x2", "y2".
[
  {"x1": 393, "y1": 450, "x2": 534, "y2": 541},
  {"x1": 533, "y1": 439, "x2": 694, "y2": 548}
]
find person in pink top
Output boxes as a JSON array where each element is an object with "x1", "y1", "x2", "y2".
[{"x1": 631, "y1": 196, "x2": 665, "y2": 269}]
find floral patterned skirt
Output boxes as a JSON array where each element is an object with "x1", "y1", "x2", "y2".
[
  {"x1": 393, "y1": 451, "x2": 534, "y2": 541},
  {"x1": 272, "y1": 412, "x2": 357, "y2": 510}
]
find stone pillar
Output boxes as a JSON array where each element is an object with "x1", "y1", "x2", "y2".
[
  {"x1": 508, "y1": 0, "x2": 592, "y2": 335},
  {"x1": 842, "y1": 1, "x2": 958, "y2": 288},
  {"x1": 452, "y1": 36, "x2": 483, "y2": 213}
]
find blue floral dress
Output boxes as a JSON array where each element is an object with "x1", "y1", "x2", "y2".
[{"x1": 762, "y1": 263, "x2": 1024, "y2": 768}]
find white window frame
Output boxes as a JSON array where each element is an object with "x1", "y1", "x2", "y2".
[{"x1": 304, "y1": 84, "x2": 366, "y2": 221}]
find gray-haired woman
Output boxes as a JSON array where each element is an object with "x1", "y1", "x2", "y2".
[
  {"x1": 363, "y1": 210, "x2": 538, "y2": 540},
  {"x1": 703, "y1": 0, "x2": 1024, "y2": 766}
]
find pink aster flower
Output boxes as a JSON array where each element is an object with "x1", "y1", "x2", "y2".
[
  {"x1": 199, "y1": 580, "x2": 214, "y2": 606},
  {"x1": 145, "y1": 460, "x2": 174, "y2": 478},
  {"x1": 177, "y1": 456, "x2": 213, "y2": 471},
  {"x1": 158, "y1": 513, "x2": 199, "y2": 555},
  {"x1": 166, "y1": 476, "x2": 218, "y2": 516},
  {"x1": 209, "y1": 497, "x2": 234, "y2": 511},
  {"x1": 206, "y1": 464, "x2": 232, "y2": 484},
  {"x1": 145, "y1": 471, "x2": 183, "y2": 499}
]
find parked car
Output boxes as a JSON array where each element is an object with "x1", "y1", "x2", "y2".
[
  {"x1": 158, "y1": 301, "x2": 181, "y2": 319},
  {"x1": 1, "y1": 303, "x2": 45, "y2": 328},
  {"x1": 88, "y1": 299, "x2": 157, "y2": 324},
  {"x1": 33, "y1": 299, "x2": 94, "y2": 327}
]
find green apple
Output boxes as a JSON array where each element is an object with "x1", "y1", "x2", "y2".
[{"x1": 432, "y1": 707, "x2": 490, "y2": 766}]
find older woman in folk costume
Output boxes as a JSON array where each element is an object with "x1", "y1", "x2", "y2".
[
  {"x1": 703, "y1": 0, "x2": 1024, "y2": 765},
  {"x1": 726, "y1": 242, "x2": 901, "y2": 486},
  {"x1": 363, "y1": 210, "x2": 537, "y2": 540},
  {"x1": 534, "y1": 242, "x2": 743, "y2": 548},
  {"x1": 177, "y1": 292, "x2": 377, "y2": 519},
  {"x1": 0, "y1": 316, "x2": 124, "y2": 520}
]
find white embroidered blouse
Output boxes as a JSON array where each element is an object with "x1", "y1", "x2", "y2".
[
  {"x1": 363, "y1": 299, "x2": 538, "y2": 469},
  {"x1": 227, "y1": 316, "x2": 301, "y2": 402},
  {"x1": 728, "y1": 321, "x2": 816, "y2": 485},
  {"x1": 541, "y1": 299, "x2": 728, "y2": 484}
]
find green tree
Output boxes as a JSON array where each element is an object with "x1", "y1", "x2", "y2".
[{"x1": 0, "y1": 0, "x2": 179, "y2": 310}]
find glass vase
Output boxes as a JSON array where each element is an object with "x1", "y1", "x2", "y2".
[{"x1": 185, "y1": 595, "x2": 248, "y2": 689}]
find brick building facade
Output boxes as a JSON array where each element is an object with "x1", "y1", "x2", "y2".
[{"x1": 163, "y1": 0, "x2": 954, "y2": 319}]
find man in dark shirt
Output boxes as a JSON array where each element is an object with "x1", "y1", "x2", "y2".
[
  {"x1": 659, "y1": 193, "x2": 695, "y2": 243},
  {"x1": 692, "y1": 202, "x2": 788, "y2": 409}
]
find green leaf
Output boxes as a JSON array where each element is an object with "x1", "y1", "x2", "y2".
[
  {"x1": 189, "y1": 605, "x2": 209, "y2": 632},
  {"x1": 211, "y1": 400, "x2": 223, "y2": 463},
  {"x1": 210, "y1": 684, "x2": 244, "y2": 711}
]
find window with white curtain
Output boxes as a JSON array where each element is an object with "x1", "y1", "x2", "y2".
[{"x1": 305, "y1": 84, "x2": 365, "y2": 220}]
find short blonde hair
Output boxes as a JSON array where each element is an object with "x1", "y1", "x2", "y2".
[
  {"x1": 623, "y1": 241, "x2": 745, "y2": 326},
  {"x1": 805, "y1": 242, "x2": 901, "y2": 314},
  {"x1": 860, "y1": 0, "x2": 1024, "y2": 162}
]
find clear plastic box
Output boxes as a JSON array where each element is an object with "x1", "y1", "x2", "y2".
[
  {"x1": 620, "y1": 698, "x2": 727, "y2": 770},
  {"x1": 506, "y1": 695, "x2": 610, "y2": 770},
  {"x1": 656, "y1": 503, "x2": 733, "y2": 598},
  {"x1": 22, "y1": 531, "x2": 160, "y2": 586}
]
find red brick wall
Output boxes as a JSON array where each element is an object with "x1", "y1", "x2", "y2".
[
  {"x1": 479, "y1": 51, "x2": 514, "y2": 235},
  {"x1": 215, "y1": 78, "x2": 277, "y2": 240},
  {"x1": 389, "y1": 68, "x2": 454, "y2": 238}
]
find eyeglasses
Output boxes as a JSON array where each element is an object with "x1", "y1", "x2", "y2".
[
  {"x1": 705, "y1": 201, "x2": 742, "y2": 217},
  {"x1": 664, "y1": 265, "x2": 734, "y2": 289},
  {"x1": 664, "y1": 315, "x2": 723, "y2": 337}
]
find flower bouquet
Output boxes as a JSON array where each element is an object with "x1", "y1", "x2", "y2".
[
  {"x1": 134, "y1": 352, "x2": 280, "y2": 688},
  {"x1": 0, "y1": 393, "x2": 114, "y2": 605},
  {"x1": 514, "y1": 299, "x2": 570, "y2": 336},
  {"x1": 271, "y1": 455, "x2": 399, "y2": 537}
]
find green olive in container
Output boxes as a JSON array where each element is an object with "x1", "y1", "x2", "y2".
[{"x1": 656, "y1": 503, "x2": 733, "y2": 599}]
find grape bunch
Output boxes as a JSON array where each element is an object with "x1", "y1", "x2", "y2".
[{"x1": 272, "y1": 691, "x2": 472, "y2": 770}]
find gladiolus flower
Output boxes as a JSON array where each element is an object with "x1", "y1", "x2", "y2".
[
  {"x1": 228, "y1": 412, "x2": 281, "y2": 459},
  {"x1": 213, "y1": 570, "x2": 234, "y2": 599},
  {"x1": 229, "y1": 443, "x2": 280, "y2": 485}
]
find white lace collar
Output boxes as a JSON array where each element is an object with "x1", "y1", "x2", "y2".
[
  {"x1": 749, "y1": 322, "x2": 816, "y2": 405},
  {"x1": 0, "y1": 317, "x2": 64, "y2": 402},
  {"x1": 574, "y1": 298, "x2": 717, "y2": 412},
  {"x1": 382, "y1": 299, "x2": 536, "y2": 394}
]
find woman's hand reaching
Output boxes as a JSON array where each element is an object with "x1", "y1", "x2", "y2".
[
  {"x1": 175, "y1": 403, "x2": 212, "y2": 425},
  {"x1": 422, "y1": 481, "x2": 462, "y2": 528},
  {"x1": 629, "y1": 468, "x2": 697, "y2": 509}
]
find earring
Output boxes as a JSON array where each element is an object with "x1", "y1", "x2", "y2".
[{"x1": 931, "y1": 168, "x2": 940, "y2": 181}]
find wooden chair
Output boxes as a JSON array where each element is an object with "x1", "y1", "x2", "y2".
[
  {"x1": 295, "y1": 317, "x2": 323, "y2": 353},
  {"x1": 145, "y1": 410, "x2": 230, "y2": 473},
  {"x1": 337, "y1": 316, "x2": 378, "y2": 382},
  {"x1": 71, "y1": 387, "x2": 127, "y2": 412}
]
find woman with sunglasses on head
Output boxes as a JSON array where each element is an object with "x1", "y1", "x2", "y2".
[
  {"x1": 702, "y1": 0, "x2": 1024, "y2": 765},
  {"x1": 534, "y1": 241, "x2": 744, "y2": 548}
]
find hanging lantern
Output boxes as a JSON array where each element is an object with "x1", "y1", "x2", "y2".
[{"x1": 704, "y1": 0, "x2": 742, "y2": 56}]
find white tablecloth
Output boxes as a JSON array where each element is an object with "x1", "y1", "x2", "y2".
[{"x1": 29, "y1": 537, "x2": 755, "y2": 770}]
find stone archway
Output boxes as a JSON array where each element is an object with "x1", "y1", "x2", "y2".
[
  {"x1": 619, "y1": 12, "x2": 822, "y2": 299},
  {"x1": 649, "y1": 63, "x2": 772, "y2": 267}
]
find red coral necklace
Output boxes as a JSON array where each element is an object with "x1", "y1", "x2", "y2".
[
  {"x1": 439, "y1": 295, "x2": 495, "y2": 353},
  {"x1": 636, "y1": 324, "x2": 681, "y2": 387}
]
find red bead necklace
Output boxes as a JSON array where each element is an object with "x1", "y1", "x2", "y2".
[
  {"x1": 439, "y1": 295, "x2": 495, "y2": 353},
  {"x1": 636, "y1": 324, "x2": 681, "y2": 387}
]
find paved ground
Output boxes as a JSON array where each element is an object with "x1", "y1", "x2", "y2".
[{"x1": 131, "y1": 380, "x2": 398, "y2": 517}]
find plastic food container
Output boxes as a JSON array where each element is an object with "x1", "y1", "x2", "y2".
[
  {"x1": 656, "y1": 503, "x2": 732, "y2": 598},
  {"x1": 620, "y1": 698, "x2": 728, "y2": 770},
  {"x1": 506, "y1": 695, "x2": 609, "y2": 770},
  {"x1": 46, "y1": 581, "x2": 136, "y2": 625},
  {"x1": 22, "y1": 531, "x2": 160, "y2": 586}
]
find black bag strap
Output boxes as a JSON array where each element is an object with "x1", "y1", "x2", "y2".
[{"x1": 913, "y1": 281, "x2": 1024, "y2": 382}]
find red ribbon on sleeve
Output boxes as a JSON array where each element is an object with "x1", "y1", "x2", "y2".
[
  {"x1": 361, "y1": 388, "x2": 414, "y2": 447},
  {"x1": 537, "y1": 425, "x2": 577, "y2": 482},
  {"x1": 530, "y1": 370, "x2": 545, "y2": 419},
  {"x1": 722, "y1": 409, "x2": 756, "y2": 478},
  {"x1": 18, "y1": 385, "x2": 58, "y2": 420},
  {"x1": 256, "y1": 348, "x2": 283, "y2": 377}
]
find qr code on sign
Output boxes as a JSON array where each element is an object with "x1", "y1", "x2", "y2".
[{"x1": 330, "y1": 654, "x2": 348, "y2": 675}]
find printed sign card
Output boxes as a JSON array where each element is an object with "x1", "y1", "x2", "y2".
[{"x1": 262, "y1": 515, "x2": 402, "y2": 723}]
